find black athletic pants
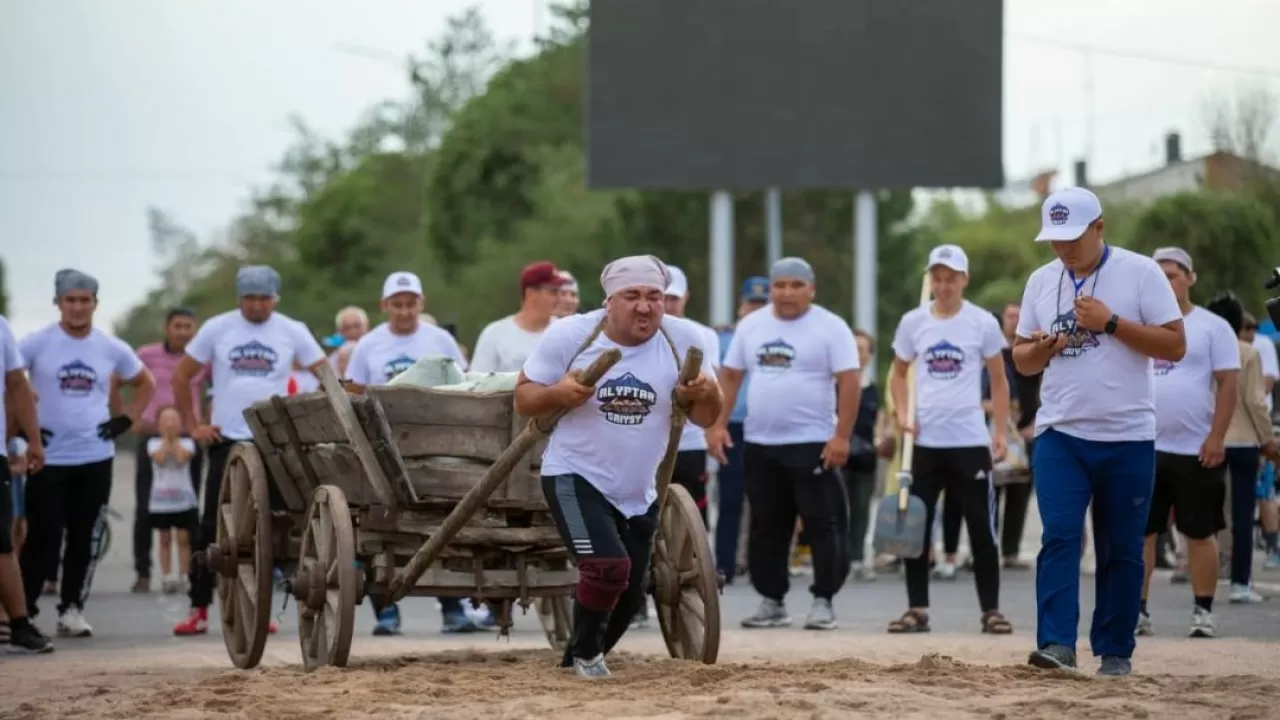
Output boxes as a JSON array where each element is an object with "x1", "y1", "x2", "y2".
[
  {"x1": 542, "y1": 473, "x2": 656, "y2": 664},
  {"x1": 672, "y1": 449, "x2": 709, "y2": 527},
  {"x1": 906, "y1": 445, "x2": 1000, "y2": 611},
  {"x1": 21, "y1": 459, "x2": 114, "y2": 617},
  {"x1": 744, "y1": 442, "x2": 849, "y2": 601},
  {"x1": 189, "y1": 441, "x2": 234, "y2": 609},
  {"x1": 134, "y1": 434, "x2": 204, "y2": 580}
]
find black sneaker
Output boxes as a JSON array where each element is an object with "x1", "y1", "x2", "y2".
[
  {"x1": 9, "y1": 622, "x2": 55, "y2": 655},
  {"x1": 1027, "y1": 644, "x2": 1077, "y2": 670},
  {"x1": 1097, "y1": 656, "x2": 1131, "y2": 677}
]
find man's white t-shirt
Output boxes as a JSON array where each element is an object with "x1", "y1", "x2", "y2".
[
  {"x1": 470, "y1": 315, "x2": 550, "y2": 373},
  {"x1": 1154, "y1": 306, "x2": 1240, "y2": 455},
  {"x1": 1016, "y1": 246, "x2": 1183, "y2": 442},
  {"x1": 676, "y1": 318, "x2": 721, "y2": 452},
  {"x1": 892, "y1": 300, "x2": 1006, "y2": 448},
  {"x1": 187, "y1": 310, "x2": 326, "y2": 441},
  {"x1": 0, "y1": 316, "x2": 22, "y2": 456},
  {"x1": 345, "y1": 321, "x2": 468, "y2": 385},
  {"x1": 522, "y1": 309, "x2": 717, "y2": 517},
  {"x1": 1252, "y1": 333, "x2": 1278, "y2": 413},
  {"x1": 723, "y1": 304, "x2": 860, "y2": 446},
  {"x1": 20, "y1": 324, "x2": 145, "y2": 465},
  {"x1": 148, "y1": 437, "x2": 199, "y2": 514}
]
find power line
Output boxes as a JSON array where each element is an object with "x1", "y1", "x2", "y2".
[{"x1": 1010, "y1": 34, "x2": 1280, "y2": 79}]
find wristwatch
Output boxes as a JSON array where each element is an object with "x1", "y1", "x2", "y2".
[{"x1": 1104, "y1": 314, "x2": 1119, "y2": 335}]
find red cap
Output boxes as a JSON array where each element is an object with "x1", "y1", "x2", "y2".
[{"x1": 519, "y1": 261, "x2": 569, "y2": 291}]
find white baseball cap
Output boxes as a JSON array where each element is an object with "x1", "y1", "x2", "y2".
[
  {"x1": 926, "y1": 244, "x2": 969, "y2": 274},
  {"x1": 665, "y1": 265, "x2": 689, "y2": 297},
  {"x1": 1153, "y1": 247, "x2": 1194, "y2": 273},
  {"x1": 1036, "y1": 186, "x2": 1103, "y2": 242},
  {"x1": 382, "y1": 271, "x2": 423, "y2": 300}
]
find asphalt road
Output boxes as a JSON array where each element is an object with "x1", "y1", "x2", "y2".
[{"x1": 20, "y1": 452, "x2": 1280, "y2": 660}]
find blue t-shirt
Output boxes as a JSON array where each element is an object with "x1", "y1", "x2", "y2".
[{"x1": 719, "y1": 328, "x2": 749, "y2": 424}]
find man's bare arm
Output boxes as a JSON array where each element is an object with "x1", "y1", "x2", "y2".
[
  {"x1": 1113, "y1": 318, "x2": 1186, "y2": 362},
  {"x1": 888, "y1": 358, "x2": 910, "y2": 425},
  {"x1": 685, "y1": 380, "x2": 724, "y2": 429},
  {"x1": 122, "y1": 368, "x2": 156, "y2": 424},
  {"x1": 172, "y1": 356, "x2": 206, "y2": 431},
  {"x1": 5, "y1": 370, "x2": 39, "y2": 446},
  {"x1": 1209, "y1": 369, "x2": 1239, "y2": 446},
  {"x1": 985, "y1": 354, "x2": 1011, "y2": 439},
  {"x1": 713, "y1": 367, "x2": 745, "y2": 428},
  {"x1": 514, "y1": 373, "x2": 564, "y2": 418}
]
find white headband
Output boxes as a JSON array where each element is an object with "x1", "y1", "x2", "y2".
[{"x1": 600, "y1": 255, "x2": 670, "y2": 298}]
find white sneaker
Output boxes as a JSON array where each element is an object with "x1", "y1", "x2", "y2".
[
  {"x1": 1189, "y1": 607, "x2": 1216, "y2": 638},
  {"x1": 1228, "y1": 584, "x2": 1266, "y2": 604},
  {"x1": 932, "y1": 562, "x2": 957, "y2": 580},
  {"x1": 57, "y1": 608, "x2": 93, "y2": 638},
  {"x1": 1135, "y1": 611, "x2": 1154, "y2": 636}
]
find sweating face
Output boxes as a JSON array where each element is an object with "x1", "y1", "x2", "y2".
[
  {"x1": 928, "y1": 266, "x2": 968, "y2": 306},
  {"x1": 663, "y1": 293, "x2": 688, "y2": 317},
  {"x1": 607, "y1": 285, "x2": 665, "y2": 343},
  {"x1": 1159, "y1": 260, "x2": 1194, "y2": 304},
  {"x1": 1049, "y1": 220, "x2": 1105, "y2": 273},
  {"x1": 1001, "y1": 304, "x2": 1020, "y2": 337},
  {"x1": 166, "y1": 315, "x2": 196, "y2": 349},
  {"x1": 770, "y1": 277, "x2": 815, "y2": 319},
  {"x1": 238, "y1": 294, "x2": 276, "y2": 324},
  {"x1": 383, "y1": 292, "x2": 424, "y2": 333},
  {"x1": 57, "y1": 289, "x2": 97, "y2": 329}
]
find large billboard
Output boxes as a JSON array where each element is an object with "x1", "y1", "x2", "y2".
[{"x1": 586, "y1": 0, "x2": 1004, "y2": 190}]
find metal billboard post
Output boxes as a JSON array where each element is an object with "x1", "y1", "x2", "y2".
[
  {"x1": 854, "y1": 190, "x2": 877, "y2": 343},
  {"x1": 710, "y1": 190, "x2": 735, "y2": 328}
]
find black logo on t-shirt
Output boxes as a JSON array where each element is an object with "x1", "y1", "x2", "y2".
[
  {"x1": 56, "y1": 359, "x2": 97, "y2": 397},
  {"x1": 923, "y1": 340, "x2": 964, "y2": 380},
  {"x1": 755, "y1": 338, "x2": 796, "y2": 372},
  {"x1": 383, "y1": 353, "x2": 415, "y2": 381},
  {"x1": 596, "y1": 372, "x2": 657, "y2": 426},
  {"x1": 228, "y1": 340, "x2": 279, "y2": 376},
  {"x1": 1049, "y1": 312, "x2": 1100, "y2": 359}
]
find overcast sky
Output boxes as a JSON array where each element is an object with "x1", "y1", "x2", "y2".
[{"x1": 2, "y1": 0, "x2": 1278, "y2": 338}]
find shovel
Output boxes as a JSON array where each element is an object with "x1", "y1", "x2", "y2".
[{"x1": 871, "y1": 272, "x2": 930, "y2": 559}]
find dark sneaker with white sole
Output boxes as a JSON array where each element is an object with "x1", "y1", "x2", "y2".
[
  {"x1": 1028, "y1": 644, "x2": 1077, "y2": 670},
  {"x1": 1097, "y1": 656, "x2": 1131, "y2": 677},
  {"x1": 9, "y1": 622, "x2": 55, "y2": 654}
]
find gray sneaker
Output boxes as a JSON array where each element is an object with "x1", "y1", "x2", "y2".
[
  {"x1": 849, "y1": 562, "x2": 877, "y2": 582},
  {"x1": 1027, "y1": 644, "x2": 1078, "y2": 670},
  {"x1": 1229, "y1": 584, "x2": 1266, "y2": 604},
  {"x1": 572, "y1": 653, "x2": 611, "y2": 679},
  {"x1": 741, "y1": 598, "x2": 792, "y2": 628},
  {"x1": 803, "y1": 598, "x2": 837, "y2": 630},
  {"x1": 1134, "y1": 611, "x2": 1154, "y2": 636},
  {"x1": 1189, "y1": 607, "x2": 1216, "y2": 638},
  {"x1": 1097, "y1": 656, "x2": 1131, "y2": 677}
]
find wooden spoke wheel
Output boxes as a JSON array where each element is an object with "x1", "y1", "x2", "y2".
[
  {"x1": 536, "y1": 596, "x2": 573, "y2": 652},
  {"x1": 211, "y1": 442, "x2": 275, "y2": 670},
  {"x1": 292, "y1": 485, "x2": 358, "y2": 673},
  {"x1": 652, "y1": 484, "x2": 720, "y2": 664}
]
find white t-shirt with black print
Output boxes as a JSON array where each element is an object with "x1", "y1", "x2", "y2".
[
  {"x1": 523, "y1": 309, "x2": 717, "y2": 517},
  {"x1": 723, "y1": 304, "x2": 860, "y2": 446},
  {"x1": 676, "y1": 318, "x2": 722, "y2": 452},
  {"x1": 0, "y1": 315, "x2": 21, "y2": 456},
  {"x1": 892, "y1": 300, "x2": 1006, "y2": 449},
  {"x1": 1016, "y1": 246, "x2": 1183, "y2": 442},
  {"x1": 148, "y1": 437, "x2": 199, "y2": 514},
  {"x1": 470, "y1": 315, "x2": 548, "y2": 374},
  {"x1": 19, "y1": 324, "x2": 145, "y2": 465},
  {"x1": 345, "y1": 321, "x2": 468, "y2": 385},
  {"x1": 1154, "y1": 306, "x2": 1240, "y2": 456},
  {"x1": 186, "y1": 310, "x2": 326, "y2": 441}
]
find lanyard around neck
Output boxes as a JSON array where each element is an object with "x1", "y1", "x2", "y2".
[{"x1": 1066, "y1": 244, "x2": 1110, "y2": 296}]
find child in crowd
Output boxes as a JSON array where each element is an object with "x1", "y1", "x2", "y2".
[{"x1": 148, "y1": 406, "x2": 199, "y2": 594}]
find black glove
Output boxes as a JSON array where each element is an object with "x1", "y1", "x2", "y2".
[
  {"x1": 97, "y1": 415, "x2": 133, "y2": 441},
  {"x1": 16, "y1": 428, "x2": 54, "y2": 445}
]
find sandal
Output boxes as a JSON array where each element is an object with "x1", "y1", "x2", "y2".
[
  {"x1": 981, "y1": 610, "x2": 1013, "y2": 635},
  {"x1": 887, "y1": 609, "x2": 931, "y2": 634}
]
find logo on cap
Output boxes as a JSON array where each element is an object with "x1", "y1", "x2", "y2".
[
  {"x1": 751, "y1": 281, "x2": 766, "y2": 296},
  {"x1": 1048, "y1": 203, "x2": 1070, "y2": 226},
  {"x1": 397, "y1": 276, "x2": 411, "y2": 287},
  {"x1": 937, "y1": 248, "x2": 952, "y2": 258}
]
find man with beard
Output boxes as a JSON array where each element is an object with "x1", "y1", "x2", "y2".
[{"x1": 517, "y1": 254, "x2": 721, "y2": 678}]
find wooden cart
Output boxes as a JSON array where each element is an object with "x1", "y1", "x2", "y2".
[{"x1": 203, "y1": 353, "x2": 721, "y2": 672}]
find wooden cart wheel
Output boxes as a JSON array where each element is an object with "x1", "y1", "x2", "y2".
[
  {"x1": 652, "y1": 484, "x2": 720, "y2": 664},
  {"x1": 213, "y1": 442, "x2": 275, "y2": 670},
  {"x1": 293, "y1": 485, "x2": 358, "y2": 672},
  {"x1": 536, "y1": 596, "x2": 573, "y2": 652}
]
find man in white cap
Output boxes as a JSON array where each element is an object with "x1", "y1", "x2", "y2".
[
  {"x1": 884, "y1": 244, "x2": 1013, "y2": 636},
  {"x1": 170, "y1": 265, "x2": 327, "y2": 637},
  {"x1": 554, "y1": 270, "x2": 581, "y2": 319},
  {"x1": 517, "y1": 254, "x2": 721, "y2": 678},
  {"x1": 1013, "y1": 187, "x2": 1185, "y2": 676},
  {"x1": 470, "y1": 262, "x2": 570, "y2": 373},
  {"x1": 1138, "y1": 247, "x2": 1239, "y2": 638},
  {"x1": 344, "y1": 271, "x2": 485, "y2": 635},
  {"x1": 709, "y1": 257, "x2": 860, "y2": 632},
  {"x1": 19, "y1": 269, "x2": 156, "y2": 638}
]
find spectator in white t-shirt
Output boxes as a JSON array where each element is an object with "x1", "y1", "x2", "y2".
[
  {"x1": 345, "y1": 272, "x2": 468, "y2": 388},
  {"x1": 1013, "y1": 187, "x2": 1185, "y2": 677},
  {"x1": 170, "y1": 265, "x2": 327, "y2": 637},
  {"x1": 517, "y1": 254, "x2": 721, "y2": 678},
  {"x1": 711, "y1": 257, "x2": 861, "y2": 633},
  {"x1": 470, "y1": 262, "x2": 571, "y2": 373},
  {"x1": 885, "y1": 245, "x2": 1012, "y2": 636},
  {"x1": 19, "y1": 270, "x2": 156, "y2": 639},
  {"x1": 1138, "y1": 247, "x2": 1239, "y2": 639}
]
